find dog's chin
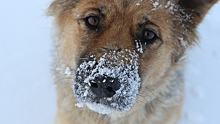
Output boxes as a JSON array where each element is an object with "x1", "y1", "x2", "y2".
[
  {"x1": 73, "y1": 84, "x2": 140, "y2": 114},
  {"x1": 86, "y1": 102, "x2": 116, "y2": 114},
  {"x1": 74, "y1": 90, "x2": 139, "y2": 114}
]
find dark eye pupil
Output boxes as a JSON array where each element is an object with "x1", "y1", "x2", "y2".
[
  {"x1": 88, "y1": 17, "x2": 99, "y2": 26},
  {"x1": 144, "y1": 31, "x2": 155, "y2": 40}
]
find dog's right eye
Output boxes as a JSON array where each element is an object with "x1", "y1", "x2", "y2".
[
  {"x1": 141, "y1": 29, "x2": 159, "y2": 44},
  {"x1": 84, "y1": 15, "x2": 100, "y2": 30}
]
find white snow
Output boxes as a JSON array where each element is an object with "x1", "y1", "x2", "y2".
[
  {"x1": 153, "y1": 1, "x2": 159, "y2": 8},
  {"x1": 75, "y1": 102, "x2": 84, "y2": 108},
  {"x1": 86, "y1": 102, "x2": 115, "y2": 114},
  {"x1": 135, "y1": 40, "x2": 143, "y2": 53},
  {"x1": 0, "y1": 0, "x2": 219, "y2": 124},
  {"x1": 136, "y1": 3, "x2": 141, "y2": 6},
  {"x1": 178, "y1": 37, "x2": 188, "y2": 48},
  {"x1": 64, "y1": 67, "x2": 71, "y2": 76}
]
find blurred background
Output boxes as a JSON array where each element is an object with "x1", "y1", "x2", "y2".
[{"x1": 0, "y1": 1, "x2": 219, "y2": 124}]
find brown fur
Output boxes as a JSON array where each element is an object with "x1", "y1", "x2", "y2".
[{"x1": 48, "y1": 0, "x2": 218, "y2": 124}]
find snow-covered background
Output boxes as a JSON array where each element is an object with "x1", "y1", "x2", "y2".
[{"x1": 0, "y1": 1, "x2": 219, "y2": 124}]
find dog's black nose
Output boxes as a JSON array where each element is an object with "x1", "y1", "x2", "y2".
[{"x1": 90, "y1": 76, "x2": 121, "y2": 98}]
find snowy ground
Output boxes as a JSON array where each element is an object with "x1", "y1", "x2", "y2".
[{"x1": 0, "y1": 1, "x2": 219, "y2": 124}]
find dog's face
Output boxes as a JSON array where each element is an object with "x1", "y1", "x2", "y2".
[
  {"x1": 49, "y1": 0, "x2": 218, "y2": 114},
  {"x1": 73, "y1": 0, "x2": 175, "y2": 113}
]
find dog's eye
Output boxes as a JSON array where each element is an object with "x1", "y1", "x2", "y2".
[
  {"x1": 144, "y1": 30, "x2": 155, "y2": 40},
  {"x1": 88, "y1": 16, "x2": 99, "y2": 26},
  {"x1": 84, "y1": 15, "x2": 100, "y2": 30},
  {"x1": 142, "y1": 29, "x2": 158, "y2": 44}
]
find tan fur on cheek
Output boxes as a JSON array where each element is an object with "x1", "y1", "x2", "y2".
[{"x1": 57, "y1": 16, "x2": 83, "y2": 69}]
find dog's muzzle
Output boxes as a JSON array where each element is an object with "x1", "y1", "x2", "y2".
[{"x1": 73, "y1": 50, "x2": 141, "y2": 114}]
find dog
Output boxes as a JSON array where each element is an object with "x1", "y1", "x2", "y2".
[{"x1": 47, "y1": 0, "x2": 218, "y2": 124}]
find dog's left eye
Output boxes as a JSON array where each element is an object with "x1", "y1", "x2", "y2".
[
  {"x1": 88, "y1": 16, "x2": 99, "y2": 26},
  {"x1": 84, "y1": 15, "x2": 100, "y2": 30}
]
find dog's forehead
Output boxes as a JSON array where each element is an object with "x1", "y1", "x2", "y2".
[
  {"x1": 76, "y1": 0, "x2": 171, "y2": 26},
  {"x1": 77, "y1": 0, "x2": 170, "y2": 16}
]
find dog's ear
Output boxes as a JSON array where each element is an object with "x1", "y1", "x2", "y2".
[
  {"x1": 171, "y1": 0, "x2": 218, "y2": 64},
  {"x1": 178, "y1": 0, "x2": 218, "y2": 27},
  {"x1": 47, "y1": 0, "x2": 79, "y2": 17}
]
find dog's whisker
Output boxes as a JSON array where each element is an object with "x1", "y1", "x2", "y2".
[
  {"x1": 137, "y1": 93, "x2": 149, "y2": 99},
  {"x1": 135, "y1": 99, "x2": 145, "y2": 104},
  {"x1": 53, "y1": 78, "x2": 74, "y2": 85},
  {"x1": 63, "y1": 92, "x2": 75, "y2": 102},
  {"x1": 139, "y1": 90, "x2": 176, "y2": 113},
  {"x1": 79, "y1": 58, "x2": 89, "y2": 60},
  {"x1": 148, "y1": 102, "x2": 154, "y2": 112}
]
